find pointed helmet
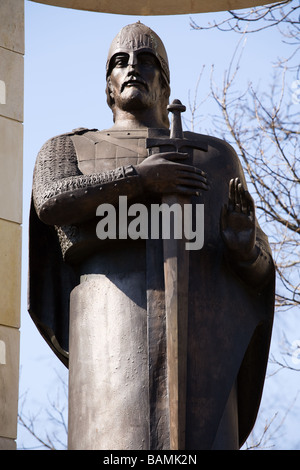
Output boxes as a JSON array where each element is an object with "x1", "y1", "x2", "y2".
[{"x1": 106, "y1": 22, "x2": 170, "y2": 86}]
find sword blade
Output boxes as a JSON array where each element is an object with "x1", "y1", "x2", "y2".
[
  {"x1": 163, "y1": 193, "x2": 189, "y2": 450},
  {"x1": 146, "y1": 100, "x2": 199, "y2": 449}
]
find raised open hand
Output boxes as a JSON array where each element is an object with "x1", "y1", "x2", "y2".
[{"x1": 221, "y1": 178, "x2": 257, "y2": 261}]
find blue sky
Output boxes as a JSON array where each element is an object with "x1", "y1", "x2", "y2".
[{"x1": 18, "y1": 0, "x2": 299, "y2": 449}]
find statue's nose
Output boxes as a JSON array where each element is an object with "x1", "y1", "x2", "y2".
[{"x1": 127, "y1": 52, "x2": 139, "y2": 68}]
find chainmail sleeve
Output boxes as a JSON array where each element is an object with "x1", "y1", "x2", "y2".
[
  {"x1": 32, "y1": 133, "x2": 81, "y2": 213},
  {"x1": 32, "y1": 133, "x2": 141, "y2": 227}
]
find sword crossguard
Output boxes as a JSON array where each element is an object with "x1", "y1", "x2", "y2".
[{"x1": 146, "y1": 99, "x2": 207, "y2": 155}]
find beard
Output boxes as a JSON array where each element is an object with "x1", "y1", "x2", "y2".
[
  {"x1": 107, "y1": 77, "x2": 170, "y2": 127},
  {"x1": 113, "y1": 84, "x2": 161, "y2": 113}
]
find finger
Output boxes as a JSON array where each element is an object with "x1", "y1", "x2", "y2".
[
  {"x1": 173, "y1": 185, "x2": 207, "y2": 196},
  {"x1": 158, "y1": 152, "x2": 189, "y2": 162},
  {"x1": 228, "y1": 179, "x2": 235, "y2": 209},
  {"x1": 175, "y1": 178, "x2": 209, "y2": 191},
  {"x1": 234, "y1": 178, "x2": 241, "y2": 208},
  {"x1": 179, "y1": 166, "x2": 207, "y2": 178},
  {"x1": 176, "y1": 171, "x2": 208, "y2": 183},
  {"x1": 229, "y1": 178, "x2": 240, "y2": 210},
  {"x1": 244, "y1": 190, "x2": 255, "y2": 219},
  {"x1": 238, "y1": 183, "x2": 253, "y2": 214},
  {"x1": 237, "y1": 183, "x2": 248, "y2": 214}
]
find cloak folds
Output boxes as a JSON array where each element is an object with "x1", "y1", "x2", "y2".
[
  {"x1": 28, "y1": 198, "x2": 78, "y2": 367},
  {"x1": 28, "y1": 128, "x2": 275, "y2": 448}
]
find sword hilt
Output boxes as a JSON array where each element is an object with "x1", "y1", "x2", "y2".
[
  {"x1": 167, "y1": 99, "x2": 186, "y2": 140},
  {"x1": 146, "y1": 99, "x2": 207, "y2": 155}
]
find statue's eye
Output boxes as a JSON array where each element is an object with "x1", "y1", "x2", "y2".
[
  {"x1": 138, "y1": 53, "x2": 157, "y2": 67},
  {"x1": 113, "y1": 55, "x2": 128, "y2": 68}
]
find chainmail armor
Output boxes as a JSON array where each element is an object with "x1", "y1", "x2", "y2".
[{"x1": 32, "y1": 133, "x2": 136, "y2": 259}]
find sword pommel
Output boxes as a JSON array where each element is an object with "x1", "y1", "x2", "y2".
[{"x1": 167, "y1": 99, "x2": 186, "y2": 140}]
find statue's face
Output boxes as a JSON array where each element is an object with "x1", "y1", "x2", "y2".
[{"x1": 108, "y1": 51, "x2": 164, "y2": 113}]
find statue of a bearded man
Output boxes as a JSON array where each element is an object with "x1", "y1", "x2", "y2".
[{"x1": 28, "y1": 22, "x2": 275, "y2": 450}]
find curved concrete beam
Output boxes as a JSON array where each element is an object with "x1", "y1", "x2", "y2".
[{"x1": 29, "y1": 0, "x2": 278, "y2": 15}]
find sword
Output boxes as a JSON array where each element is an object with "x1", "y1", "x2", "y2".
[{"x1": 146, "y1": 99, "x2": 207, "y2": 449}]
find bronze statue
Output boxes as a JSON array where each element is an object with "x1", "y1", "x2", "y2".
[{"x1": 28, "y1": 22, "x2": 275, "y2": 450}]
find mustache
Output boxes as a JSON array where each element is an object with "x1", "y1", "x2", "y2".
[{"x1": 121, "y1": 76, "x2": 148, "y2": 92}]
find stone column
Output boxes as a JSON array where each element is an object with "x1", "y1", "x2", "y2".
[{"x1": 0, "y1": 0, "x2": 24, "y2": 450}]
